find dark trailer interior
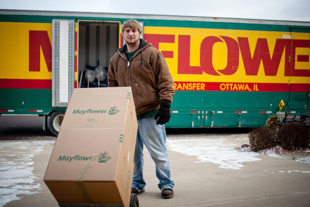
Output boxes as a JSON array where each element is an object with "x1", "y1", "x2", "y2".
[{"x1": 78, "y1": 21, "x2": 119, "y2": 88}]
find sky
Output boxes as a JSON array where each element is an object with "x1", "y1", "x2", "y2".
[{"x1": 0, "y1": 0, "x2": 310, "y2": 22}]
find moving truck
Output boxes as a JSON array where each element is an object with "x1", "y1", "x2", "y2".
[{"x1": 1, "y1": 9, "x2": 309, "y2": 136}]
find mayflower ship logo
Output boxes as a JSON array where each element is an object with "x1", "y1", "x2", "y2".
[
  {"x1": 98, "y1": 152, "x2": 112, "y2": 163},
  {"x1": 109, "y1": 106, "x2": 120, "y2": 115}
]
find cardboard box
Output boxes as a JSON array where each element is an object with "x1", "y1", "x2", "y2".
[{"x1": 44, "y1": 87, "x2": 138, "y2": 207}]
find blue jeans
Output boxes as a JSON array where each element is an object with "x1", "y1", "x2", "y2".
[{"x1": 132, "y1": 117, "x2": 175, "y2": 191}]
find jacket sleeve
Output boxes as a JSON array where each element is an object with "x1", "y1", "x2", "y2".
[
  {"x1": 107, "y1": 56, "x2": 119, "y2": 87},
  {"x1": 154, "y1": 51, "x2": 175, "y2": 103}
]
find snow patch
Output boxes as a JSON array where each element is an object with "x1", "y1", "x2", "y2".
[
  {"x1": 167, "y1": 137, "x2": 261, "y2": 170},
  {"x1": 239, "y1": 145, "x2": 310, "y2": 164},
  {"x1": 0, "y1": 141, "x2": 55, "y2": 207},
  {"x1": 279, "y1": 170, "x2": 310, "y2": 174}
]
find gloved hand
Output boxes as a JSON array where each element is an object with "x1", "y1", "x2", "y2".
[{"x1": 154, "y1": 102, "x2": 171, "y2": 125}]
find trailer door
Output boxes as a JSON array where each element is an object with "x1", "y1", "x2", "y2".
[
  {"x1": 288, "y1": 29, "x2": 310, "y2": 110},
  {"x1": 52, "y1": 19, "x2": 75, "y2": 107}
]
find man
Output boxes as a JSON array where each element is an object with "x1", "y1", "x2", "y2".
[{"x1": 108, "y1": 20, "x2": 175, "y2": 199}]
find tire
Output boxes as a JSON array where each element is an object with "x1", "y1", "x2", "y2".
[
  {"x1": 47, "y1": 111, "x2": 65, "y2": 136},
  {"x1": 130, "y1": 193, "x2": 139, "y2": 207}
]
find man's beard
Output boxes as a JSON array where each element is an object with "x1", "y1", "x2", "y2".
[{"x1": 126, "y1": 38, "x2": 140, "y2": 47}]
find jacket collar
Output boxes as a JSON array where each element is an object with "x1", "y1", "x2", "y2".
[{"x1": 119, "y1": 39, "x2": 149, "y2": 54}]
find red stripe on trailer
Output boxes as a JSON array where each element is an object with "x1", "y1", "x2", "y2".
[
  {"x1": 0, "y1": 109, "x2": 14, "y2": 112},
  {"x1": 173, "y1": 82, "x2": 308, "y2": 92},
  {"x1": 28, "y1": 109, "x2": 43, "y2": 112},
  {"x1": 0, "y1": 79, "x2": 52, "y2": 89},
  {"x1": 28, "y1": 110, "x2": 43, "y2": 112},
  {"x1": 28, "y1": 110, "x2": 37, "y2": 112},
  {"x1": 260, "y1": 111, "x2": 272, "y2": 114},
  {"x1": 190, "y1": 111, "x2": 199, "y2": 113},
  {"x1": 235, "y1": 111, "x2": 247, "y2": 113}
]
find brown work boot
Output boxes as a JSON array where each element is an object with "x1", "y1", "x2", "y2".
[
  {"x1": 161, "y1": 188, "x2": 174, "y2": 199},
  {"x1": 131, "y1": 187, "x2": 145, "y2": 194}
]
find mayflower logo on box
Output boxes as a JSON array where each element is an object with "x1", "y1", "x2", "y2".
[
  {"x1": 98, "y1": 152, "x2": 112, "y2": 163},
  {"x1": 58, "y1": 152, "x2": 111, "y2": 163},
  {"x1": 72, "y1": 106, "x2": 120, "y2": 115},
  {"x1": 109, "y1": 106, "x2": 120, "y2": 115}
]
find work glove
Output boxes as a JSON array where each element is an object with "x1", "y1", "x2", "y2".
[{"x1": 155, "y1": 102, "x2": 171, "y2": 125}]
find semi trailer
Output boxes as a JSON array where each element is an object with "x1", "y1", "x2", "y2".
[{"x1": 0, "y1": 9, "x2": 309, "y2": 136}]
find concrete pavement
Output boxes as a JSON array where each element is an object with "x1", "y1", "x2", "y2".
[{"x1": 2, "y1": 134, "x2": 310, "y2": 207}]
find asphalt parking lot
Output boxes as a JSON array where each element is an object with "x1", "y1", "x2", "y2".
[{"x1": 1, "y1": 116, "x2": 310, "y2": 207}]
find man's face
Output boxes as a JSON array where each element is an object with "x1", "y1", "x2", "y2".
[{"x1": 123, "y1": 27, "x2": 140, "y2": 46}]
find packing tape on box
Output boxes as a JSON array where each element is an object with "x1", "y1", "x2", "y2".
[{"x1": 76, "y1": 152, "x2": 101, "y2": 203}]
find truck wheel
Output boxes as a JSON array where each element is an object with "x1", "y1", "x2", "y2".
[
  {"x1": 48, "y1": 111, "x2": 65, "y2": 136},
  {"x1": 130, "y1": 193, "x2": 139, "y2": 207}
]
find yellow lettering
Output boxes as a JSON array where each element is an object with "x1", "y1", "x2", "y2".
[
  {"x1": 177, "y1": 83, "x2": 183, "y2": 90},
  {"x1": 233, "y1": 84, "x2": 238, "y2": 90},
  {"x1": 201, "y1": 83, "x2": 205, "y2": 90},
  {"x1": 173, "y1": 82, "x2": 208, "y2": 91},
  {"x1": 183, "y1": 83, "x2": 188, "y2": 90},
  {"x1": 220, "y1": 83, "x2": 226, "y2": 90},
  {"x1": 226, "y1": 83, "x2": 233, "y2": 90},
  {"x1": 245, "y1": 84, "x2": 250, "y2": 91},
  {"x1": 197, "y1": 83, "x2": 201, "y2": 90},
  {"x1": 238, "y1": 84, "x2": 244, "y2": 90},
  {"x1": 255, "y1": 84, "x2": 259, "y2": 91}
]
